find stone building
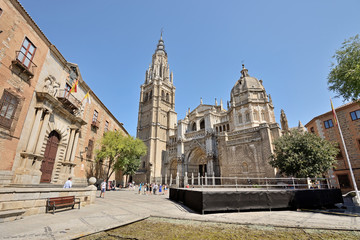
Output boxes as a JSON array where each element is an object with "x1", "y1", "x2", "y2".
[
  {"x1": 0, "y1": 0, "x2": 49, "y2": 184},
  {"x1": 0, "y1": 0, "x2": 128, "y2": 186},
  {"x1": 305, "y1": 101, "x2": 360, "y2": 192},
  {"x1": 166, "y1": 65, "x2": 281, "y2": 183},
  {"x1": 136, "y1": 37, "x2": 282, "y2": 183},
  {"x1": 135, "y1": 35, "x2": 177, "y2": 183}
]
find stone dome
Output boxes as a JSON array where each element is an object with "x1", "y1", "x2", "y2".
[{"x1": 230, "y1": 65, "x2": 265, "y2": 105}]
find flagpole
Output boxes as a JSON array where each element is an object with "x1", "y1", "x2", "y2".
[{"x1": 332, "y1": 100, "x2": 360, "y2": 203}]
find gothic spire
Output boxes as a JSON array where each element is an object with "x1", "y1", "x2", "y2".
[{"x1": 155, "y1": 34, "x2": 166, "y2": 54}]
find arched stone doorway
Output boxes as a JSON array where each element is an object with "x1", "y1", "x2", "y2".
[
  {"x1": 170, "y1": 159, "x2": 178, "y2": 179},
  {"x1": 40, "y1": 131, "x2": 60, "y2": 183},
  {"x1": 187, "y1": 147, "x2": 207, "y2": 177}
]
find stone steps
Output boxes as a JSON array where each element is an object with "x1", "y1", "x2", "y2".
[
  {"x1": 4, "y1": 183, "x2": 64, "y2": 188},
  {"x1": 3, "y1": 183, "x2": 88, "y2": 188},
  {"x1": 0, "y1": 209, "x2": 26, "y2": 223}
]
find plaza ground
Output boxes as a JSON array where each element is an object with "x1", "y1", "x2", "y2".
[{"x1": 1, "y1": 188, "x2": 360, "y2": 239}]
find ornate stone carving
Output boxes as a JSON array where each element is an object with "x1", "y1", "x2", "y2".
[
  {"x1": 74, "y1": 104, "x2": 84, "y2": 117},
  {"x1": 280, "y1": 109, "x2": 289, "y2": 132},
  {"x1": 43, "y1": 75, "x2": 60, "y2": 96}
]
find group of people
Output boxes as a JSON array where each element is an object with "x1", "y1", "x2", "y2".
[
  {"x1": 138, "y1": 182, "x2": 168, "y2": 195},
  {"x1": 63, "y1": 177, "x2": 169, "y2": 199}
]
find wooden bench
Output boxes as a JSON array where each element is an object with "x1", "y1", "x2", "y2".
[{"x1": 46, "y1": 196, "x2": 80, "y2": 214}]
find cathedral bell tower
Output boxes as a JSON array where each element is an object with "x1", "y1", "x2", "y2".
[{"x1": 136, "y1": 35, "x2": 177, "y2": 183}]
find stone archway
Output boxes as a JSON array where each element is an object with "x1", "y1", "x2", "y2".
[
  {"x1": 187, "y1": 147, "x2": 207, "y2": 176},
  {"x1": 40, "y1": 130, "x2": 60, "y2": 183},
  {"x1": 169, "y1": 159, "x2": 178, "y2": 179}
]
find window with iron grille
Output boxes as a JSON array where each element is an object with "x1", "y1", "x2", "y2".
[
  {"x1": 92, "y1": 110, "x2": 98, "y2": 123},
  {"x1": 324, "y1": 119, "x2": 333, "y2": 129},
  {"x1": 350, "y1": 110, "x2": 360, "y2": 121},
  {"x1": 0, "y1": 90, "x2": 19, "y2": 129},
  {"x1": 17, "y1": 37, "x2": 36, "y2": 68},
  {"x1": 104, "y1": 121, "x2": 109, "y2": 132},
  {"x1": 86, "y1": 139, "x2": 94, "y2": 159}
]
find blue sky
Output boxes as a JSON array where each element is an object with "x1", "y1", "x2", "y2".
[{"x1": 19, "y1": 0, "x2": 360, "y2": 136}]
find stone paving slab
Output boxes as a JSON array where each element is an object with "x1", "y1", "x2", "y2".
[{"x1": 0, "y1": 189, "x2": 359, "y2": 240}]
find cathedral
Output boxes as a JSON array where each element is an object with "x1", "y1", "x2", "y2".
[{"x1": 136, "y1": 36, "x2": 282, "y2": 184}]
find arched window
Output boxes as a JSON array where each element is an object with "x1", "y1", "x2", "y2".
[
  {"x1": 191, "y1": 122, "x2": 197, "y2": 131},
  {"x1": 166, "y1": 93, "x2": 169, "y2": 102},
  {"x1": 219, "y1": 126, "x2": 222, "y2": 132},
  {"x1": 246, "y1": 113, "x2": 250, "y2": 122},
  {"x1": 200, "y1": 119, "x2": 205, "y2": 129},
  {"x1": 227, "y1": 124, "x2": 230, "y2": 131},
  {"x1": 149, "y1": 90, "x2": 152, "y2": 99},
  {"x1": 253, "y1": 111, "x2": 259, "y2": 121},
  {"x1": 161, "y1": 90, "x2": 165, "y2": 100},
  {"x1": 0, "y1": 8, "x2": 3, "y2": 17},
  {"x1": 238, "y1": 114, "x2": 242, "y2": 124},
  {"x1": 261, "y1": 111, "x2": 265, "y2": 121},
  {"x1": 144, "y1": 93, "x2": 148, "y2": 102},
  {"x1": 216, "y1": 127, "x2": 218, "y2": 132},
  {"x1": 242, "y1": 162, "x2": 248, "y2": 173}
]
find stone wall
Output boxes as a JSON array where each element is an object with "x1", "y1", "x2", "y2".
[{"x1": 0, "y1": 185, "x2": 97, "y2": 222}]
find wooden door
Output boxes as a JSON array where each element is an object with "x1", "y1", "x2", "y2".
[{"x1": 40, "y1": 131, "x2": 60, "y2": 183}]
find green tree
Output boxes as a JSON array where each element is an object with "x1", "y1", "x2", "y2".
[
  {"x1": 96, "y1": 131, "x2": 147, "y2": 183},
  {"x1": 269, "y1": 130, "x2": 339, "y2": 178},
  {"x1": 328, "y1": 34, "x2": 360, "y2": 101}
]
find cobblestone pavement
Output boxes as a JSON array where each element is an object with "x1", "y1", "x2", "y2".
[{"x1": 1, "y1": 189, "x2": 359, "y2": 240}]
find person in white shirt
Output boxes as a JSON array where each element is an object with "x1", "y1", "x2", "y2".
[
  {"x1": 63, "y1": 177, "x2": 72, "y2": 188},
  {"x1": 100, "y1": 179, "x2": 107, "y2": 198}
]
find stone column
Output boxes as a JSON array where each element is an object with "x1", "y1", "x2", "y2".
[
  {"x1": 65, "y1": 128, "x2": 76, "y2": 161},
  {"x1": 184, "y1": 172, "x2": 188, "y2": 187},
  {"x1": 69, "y1": 130, "x2": 80, "y2": 162},
  {"x1": 34, "y1": 111, "x2": 51, "y2": 155},
  {"x1": 176, "y1": 172, "x2": 179, "y2": 187},
  {"x1": 26, "y1": 108, "x2": 44, "y2": 153}
]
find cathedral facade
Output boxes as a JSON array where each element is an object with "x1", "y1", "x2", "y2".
[{"x1": 137, "y1": 37, "x2": 281, "y2": 184}]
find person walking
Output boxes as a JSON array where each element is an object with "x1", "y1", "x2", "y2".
[
  {"x1": 100, "y1": 179, "x2": 107, "y2": 198},
  {"x1": 139, "y1": 183, "x2": 142, "y2": 194},
  {"x1": 153, "y1": 183, "x2": 158, "y2": 195},
  {"x1": 63, "y1": 177, "x2": 72, "y2": 188},
  {"x1": 159, "y1": 184, "x2": 162, "y2": 195}
]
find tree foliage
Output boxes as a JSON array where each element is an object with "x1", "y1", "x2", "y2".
[
  {"x1": 95, "y1": 131, "x2": 147, "y2": 182},
  {"x1": 328, "y1": 34, "x2": 360, "y2": 101},
  {"x1": 269, "y1": 130, "x2": 339, "y2": 178}
]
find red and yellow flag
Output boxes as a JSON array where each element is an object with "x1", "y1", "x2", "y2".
[
  {"x1": 330, "y1": 99, "x2": 338, "y2": 126},
  {"x1": 69, "y1": 79, "x2": 78, "y2": 94}
]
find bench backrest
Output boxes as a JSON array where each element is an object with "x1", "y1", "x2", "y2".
[{"x1": 48, "y1": 196, "x2": 75, "y2": 205}]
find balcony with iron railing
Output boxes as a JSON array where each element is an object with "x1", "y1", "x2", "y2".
[
  {"x1": 56, "y1": 89, "x2": 81, "y2": 112},
  {"x1": 12, "y1": 51, "x2": 37, "y2": 79},
  {"x1": 91, "y1": 120, "x2": 100, "y2": 128}
]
